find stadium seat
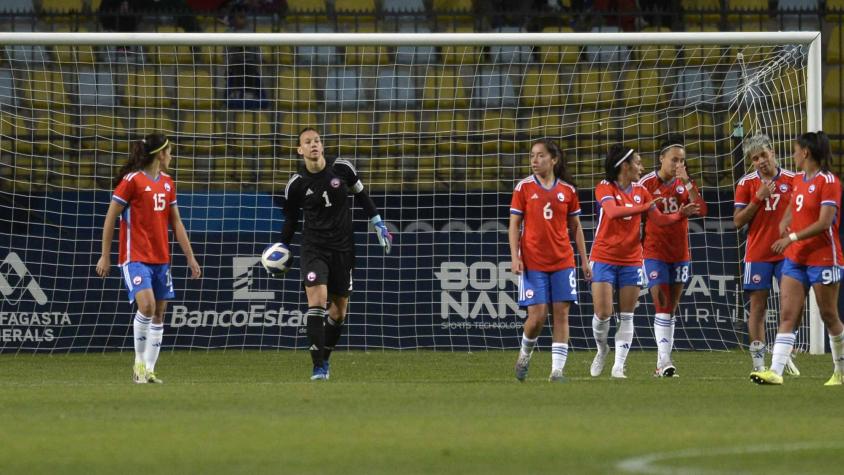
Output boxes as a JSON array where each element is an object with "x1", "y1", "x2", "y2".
[
  {"x1": 176, "y1": 69, "x2": 216, "y2": 110},
  {"x1": 0, "y1": 112, "x2": 20, "y2": 153},
  {"x1": 335, "y1": 0, "x2": 377, "y2": 29},
  {"x1": 80, "y1": 114, "x2": 128, "y2": 154},
  {"x1": 537, "y1": 26, "x2": 579, "y2": 66},
  {"x1": 321, "y1": 112, "x2": 373, "y2": 157},
  {"x1": 75, "y1": 70, "x2": 115, "y2": 107},
  {"x1": 376, "y1": 66, "x2": 418, "y2": 109},
  {"x1": 520, "y1": 67, "x2": 562, "y2": 107},
  {"x1": 677, "y1": 112, "x2": 717, "y2": 153},
  {"x1": 622, "y1": 113, "x2": 664, "y2": 151},
  {"x1": 771, "y1": 68, "x2": 805, "y2": 107},
  {"x1": 23, "y1": 70, "x2": 69, "y2": 110},
  {"x1": 432, "y1": 0, "x2": 473, "y2": 29},
  {"x1": 413, "y1": 156, "x2": 437, "y2": 191},
  {"x1": 726, "y1": 0, "x2": 767, "y2": 25},
  {"x1": 275, "y1": 68, "x2": 315, "y2": 108},
  {"x1": 829, "y1": 25, "x2": 843, "y2": 63},
  {"x1": 621, "y1": 69, "x2": 664, "y2": 108},
  {"x1": 422, "y1": 110, "x2": 469, "y2": 153},
  {"x1": 576, "y1": 110, "x2": 616, "y2": 151},
  {"x1": 0, "y1": 69, "x2": 17, "y2": 108},
  {"x1": 148, "y1": 26, "x2": 193, "y2": 65},
  {"x1": 672, "y1": 68, "x2": 716, "y2": 107},
  {"x1": 53, "y1": 43, "x2": 96, "y2": 65},
  {"x1": 125, "y1": 69, "x2": 170, "y2": 108},
  {"x1": 278, "y1": 111, "x2": 319, "y2": 154},
  {"x1": 384, "y1": 0, "x2": 425, "y2": 14},
  {"x1": 573, "y1": 70, "x2": 616, "y2": 108},
  {"x1": 479, "y1": 109, "x2": 517, "y2": 153},
  {"x1": 422, "y1": 67, "x2": 469, "y2": 108},
  {"x1": 395, "y1": 25, "x2": 436, "y2": 65},
  {"x1": 290, "y1": 24, "x2": 338, "y2": 65},
  {"x1": 490, "y1": 27, "x2": 532, "y2": 65},
  {"x1": 824, "y1": 109, "x2": 842, "y2": 143},
  {"x1": 134, "y1": 112, "x2": 176, "y2": 136},
  {"x1": 682, "y1": 0, "x2": 721, "y2": 25},
  {"x1": 585, "y1": 26, "x2": 628, "y2": 65},
  {"x1": 178, "y1": 112, "x2": 223, "y2": 154},
  {"x1": 824, "y1": 66, "x2": 842, "y2": 106},
  {"x1": 40, "y1": 0, "x2": 84, "y2": 12},
  {"x1": 376, "y1": 111, "x2": 419, "y2": 154},
  {"x1": 526, "y1": 110, "x2": 564, "y2": 139},
  {"x1": 30, "y1": 112, "x2": 74, "y2": 154},
  {"x1": 441, "y1": 26, "x2": 482, "y2": 66},
  {"x1": 472, "y1": 68, "x2": 518, "y2": 109},
  {"x1": 639, "y1": 27, "x2": 676, "y2": 66},
  {"x1": 324, "y1": 67, "x2": 363, "y2": 108}
]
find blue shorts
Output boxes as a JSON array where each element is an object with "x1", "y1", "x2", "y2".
[
  {"x1": 518, "y1": 268, "x2": 578, "y2": 307},
  {"x1": 781, "y1": 259, "x2": 843, "y2": 287},
  {"x1": 644, "y1": 259, "x2": 691, "y2": 288},
  {"x1": 121, "y1": 262, "x2": 175, "y2": 303},
  {"x1": 743, "y1": 260, "x2": 784, "y2": 291},
  {"x1": 590, "y1": 261, "x2": 644, "y2": 288}
]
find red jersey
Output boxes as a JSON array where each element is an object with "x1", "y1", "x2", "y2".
[
  {"x1": 112, "y1": 171, "x2": 177, "y2": 265},
  {"x1": 734, "y1": 168, "x2": 795, "y2": 262},
  {"x1": 639, "y1": 171, "x2": 707, "y2": 262},
  {"x1": 510, "y1": 175, "x2": 581, "y2": 271},
  {"x1": 591, "y1": 180, "x2": 652, "y2": 266},
  {"x1": 785, "y1": 171, "x2": 843, "y2": 266}
]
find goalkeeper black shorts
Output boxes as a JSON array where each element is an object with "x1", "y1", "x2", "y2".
[{"x1": 300, "y1": 245, "x2": 354, "y2": 297}]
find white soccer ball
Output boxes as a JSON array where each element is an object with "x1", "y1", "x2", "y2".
[{"x1": 261, "y1": 243, "x2": 292, "y2": 276}]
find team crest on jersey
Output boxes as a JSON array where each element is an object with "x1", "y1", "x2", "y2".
[
  {"x1": 675, "y1": 185, "x2": 685, "y2": 194},
  {"x1": 808, "y1": 184, "x2": 816, "y2": 193},
  {"x1": 752, "y1": 274, "x2": 762, "y2": 284},
  {"x1": 330, "y1": 178, "x2": 341, "y2": 188},
  {"x1": 779, "y1": 183, "x2": 788, "y2": 193},
  {"x1": 633, "y1": 195, "x2": 642, "y2": 203},
  {"x1": 132, "y1": 276, "x2": 142, "y2": 285},
  {"x1": 649, "y1": 270, "x2": 658, "y2": 280},
  {"x1": 525, "y1": 289, "x2": 534, "y2": 299},
  {"x1": 557, "y1": 192, "x2": 565, "y2": 202},
  {"x1": 307, "y1": 271, "x2": 317, "y2": 282},
  {"x1": 615, "y1": 195, "x2": 621, "y2": 200},
  {"x1": 165, "y1": 183, "x2": 171, "y2": 192}
]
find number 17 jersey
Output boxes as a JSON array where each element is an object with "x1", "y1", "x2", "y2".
[{"x1": 734, "y1": 168, "x2": 795, "y2": 262}]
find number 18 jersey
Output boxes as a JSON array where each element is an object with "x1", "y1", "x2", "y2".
[{"x1": 734, "y1": 168, "x2": 795, "y2": 263}]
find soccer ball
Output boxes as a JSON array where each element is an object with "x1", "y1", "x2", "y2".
[{"x1": 261, "y1": 243, "x2": 292, "y2": 276}]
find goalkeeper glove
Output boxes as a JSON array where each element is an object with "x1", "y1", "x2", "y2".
[{"x1": 370, "y1": 215, "x2": 393, "y2": 254}]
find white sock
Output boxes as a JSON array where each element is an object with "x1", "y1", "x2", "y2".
[
  {"x1": 829, "y1": 331, "x2": 844, "y2": 373},
  {"x1": 592, "y1": 315, "x2": 610, "y2": 351},
  {"x1": 133, "y1": 312, "x2": 150, "y2": 364},
  {"x1": 144, "y1": 323, "x2": 164, "y2": 373},
  {"x1": 749, "y1": 340, "x2": 767, "y2": 372},
  {"x1": 519, "y1": 334, "x2": 537, "y2": 358},
  {"x1": 668, "y1": 316, "x2": 676, "y2": 349},
  {"x1": 614, "y1": 313, "x2": 635, "y2": 369},
  {"x1": 654, "y1": 313, "x2": 672, "y2": 367},
  {"x1": 770, "y1": 332, "x2": 796, "y2": 376},
  {"x1": 551, "y1": 343, "x2": 569, "y2": 372}
]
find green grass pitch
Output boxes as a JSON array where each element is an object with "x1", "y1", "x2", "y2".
[{"x1": 1, "y1": 350, "x2": 841, "y2": 474}]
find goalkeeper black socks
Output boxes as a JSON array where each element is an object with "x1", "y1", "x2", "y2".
[
  {"x1": 306, "y1": 306, "x2": 326, "y2": 367},
  {"x1": 323, "y1": 315, "x2": 345, "y2": 361}
]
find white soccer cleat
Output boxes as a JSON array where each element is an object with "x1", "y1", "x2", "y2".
[
  {"x1": 654, "y1": 363, "x2": 678, "y2": 378},
  {"x1": 784, "y1": 356, "x2": 801, "y2": 377},
  {"x1": 611, "y1": 365, "x2": 627, "y2": 379},
  {"x1": 590, "y1": 345, "x2": 609, "y2": 377},
  {"x1": 548, "y1": 368, "x2": 565, "y2": 383},
  {"x1": 514, "y1": 353, "x2": 531, "y2": 382}
]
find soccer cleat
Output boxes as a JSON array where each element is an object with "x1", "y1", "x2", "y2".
[
  {"x1": 323, "y1": 360, "x2": 331, "y2": 380},
  {"x1": 654, "y1": 364, "x2": 678, "y2": 378},
  {"x1": 310, "y1": 365, "x2": 328, "y2": 381},
  {"x1": 784, "y1": 356, "x2": 801, "y2": 377},
  {"x1": 548, "y1": 369, "x2": 565, "y2": 383},
  {"x1": 611, "y1": 365, "x2": 627, "y2": 379},
  {"x1": 146, "y1": 371, "x2": 163, "y2": 384},
  {"x1": 750, "y1": 369, "x2": 783, "y2": 385},
  {"x1": 514, "y1": 353, "x2": 531, "y2": 382},
  {"x1": 133, "y1": 361, "x2": 147, "y2": 384},
  {"x1": 824, "y1": 371, "x2": 843, "y2": 386},
  {"x1": 590, "y1": 345, "x2": 609, "y2": 377}
]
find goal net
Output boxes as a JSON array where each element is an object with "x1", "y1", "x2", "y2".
[{"x1": 0, "y1": 31, "x2": 823, "y2": 354}]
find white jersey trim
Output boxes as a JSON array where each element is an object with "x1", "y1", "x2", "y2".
[{"x1": 285, "y1": 174, "x2": 301, "y2": 199}]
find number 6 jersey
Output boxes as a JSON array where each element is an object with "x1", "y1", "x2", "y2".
[
  {"x1": 734, "y1": 168, "x2": 795, "y2": 263},
  {"x1": 112, "y1": 171, "x2": 177, "y2": 265},
  {"x1": 785, "y1": 170, "x2": 843, "y2": 266}
]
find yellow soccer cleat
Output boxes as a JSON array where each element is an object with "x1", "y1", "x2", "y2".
[
  {"x1": 133, "y1": 361, "x2": 147, "y2": 384},
  {"x1": 824, "y1": 371, "x2": 843, "y2": 386},
  {"x1": 750, "y1": 370, "x2": 783, "y2": 385},
  {"x1": 146, "y1": 371, "x2": 163, "y2": 384}
]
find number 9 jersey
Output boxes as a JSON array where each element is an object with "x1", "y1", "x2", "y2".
[
  {"x1": 112, "y1": 171, "x2": 177, "y2": 265},
  {"x1": 785, "y1": 171, "x2": 843, "y2": 266},
  {"x1": 734, "y1": 168, "x2": 795, "y2": 263},
  {"x1": 510, "y1": 176, "x2": 581, "y2": 272}
]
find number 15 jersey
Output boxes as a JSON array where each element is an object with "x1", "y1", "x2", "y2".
[
  {"x1": 734, "y1": 168, "x2": 795, "y2": 263},
  {"x1": 112, "y1": 171, "x2": 177, "y2": 266}
]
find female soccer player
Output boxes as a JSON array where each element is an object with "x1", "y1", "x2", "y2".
[
  {"x1": 96, "y1": 133, "x2": 201, "y2": 384},
  {"x1": 280, "y1": 128, "x2": 392, "y2": 381},
  {"x1": 639, "y1": 138, "x2": 707, "y2": 377},
  {"x1": 590, "y1": 144, "x2": 699, "y2": 379},
  {"x1": 733, "y1": 133, "x2": 800, "y2": 376},
  {"x1": 752, "y1": 131, "x2": 844, "y2": 386},
  {"x1": 509, "y1": 139, "x2": 591, "y2": 383}
]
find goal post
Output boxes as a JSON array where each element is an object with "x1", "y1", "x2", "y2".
[{"x1": 0, "y1": 31, "x2": 826, "y2": 354}]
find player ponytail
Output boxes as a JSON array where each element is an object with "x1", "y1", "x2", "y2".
[
  {"x1": 535, "y1": 139, "x2": 576, "y2": 189},
  {"x1": 605, "y1": 143, "x2": 634, "y2": 182},
  {"x1": 796, "y1": 131, "x2": 833, "y2": 174},
  {"x1": 114, "y1": 132, "x2": 170, "y2": 187}
]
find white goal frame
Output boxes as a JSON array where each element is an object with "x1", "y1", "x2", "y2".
[{"x1": 0, "y1": 30, "x2": 825, "y2": 353}]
